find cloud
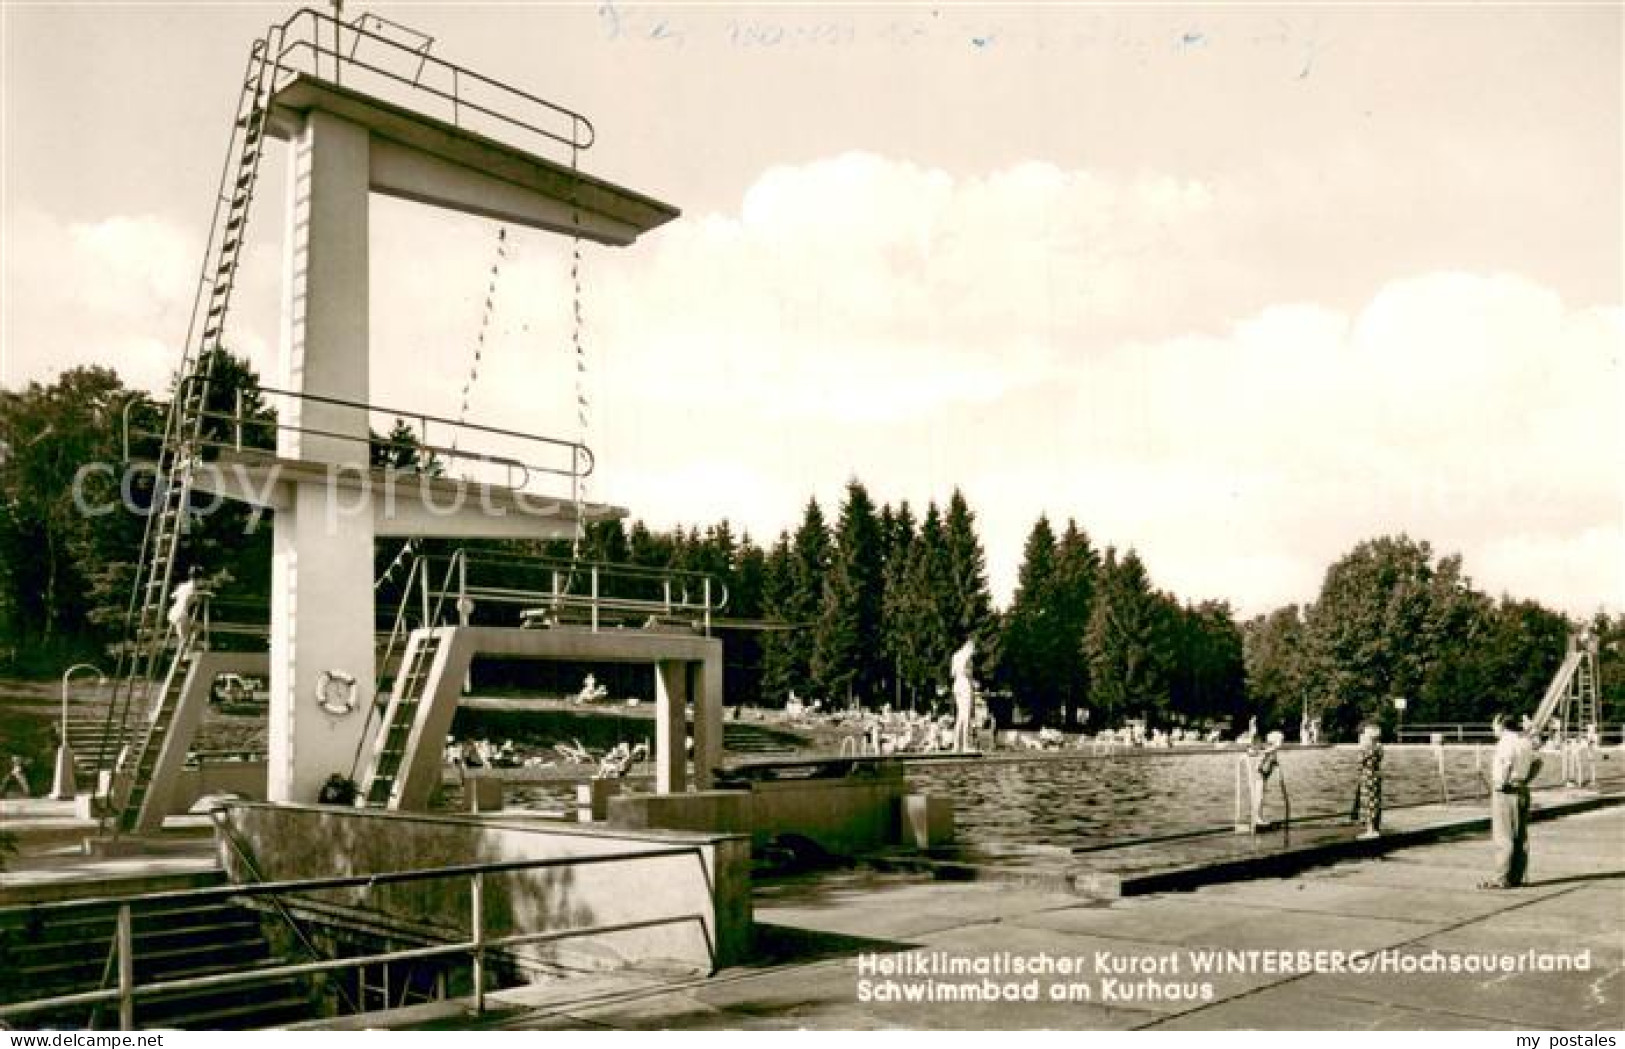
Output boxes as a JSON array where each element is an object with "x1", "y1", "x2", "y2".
[
  {"x1": 2, "y1": 208, "x2": 282, "y2": 393},
  {"x1": 8, "y1": 158, "x2": 1619, "y2": 622},
  {"x1": 590, "y1": 153, "x2": 1216, "y2": 424},
  {"x1": 360, "y1": 157, "x2": 1618, "y2": 618},
  {"x1": 4, "y1": 210, "x2": 190, "y2": 390}
]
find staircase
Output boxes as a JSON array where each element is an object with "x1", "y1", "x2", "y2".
[
  {"x1": 0, "y1": 898, "x2": 312, "y2": 1029},
  {"x1": 111, "y1": 641, "x2": 199, "y2": 832},
  {"x1": 360, "y1": 631, "x2": 445, "y2": 808},
  {"x1": 65, "y1": 718, "x2": 132, "y2": 785},
  {"x1": 722, "y1": 722, "x2": 805, "y2": 757},
  {"x1": 94, "y1": 28, "x2": 286, "y2": 826}
]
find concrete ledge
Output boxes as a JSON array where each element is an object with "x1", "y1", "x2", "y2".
[
  {"x1": 0, "y1": 870, "x2": 224, "y2": 908},
  {"x1": 608, "y1": 775, "x2": 916, "y2": 856},
  {"x1": 216, "y1": 802, "x2": 751, "y2": 971},
  {"x1": 1112, "y1": 791, "x2": 1625, "y2": 898},
  {"x1": 861, "y1": 791, "x2": 1624, "y2": 900}
]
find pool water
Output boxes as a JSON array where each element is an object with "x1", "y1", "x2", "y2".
[
  {"x1": 906, "y1": 745, "x2": 1613, "y2": 849},
  {"x1": 441, "y1": 745, "x2": 1617, "y2": 851}
]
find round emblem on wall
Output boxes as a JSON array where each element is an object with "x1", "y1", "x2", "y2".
[{"x1": 315, "y1": 669, "x2": 359, "y2": 716}]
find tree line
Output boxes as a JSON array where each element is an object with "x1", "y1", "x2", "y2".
[{"x1": 2, "y1": 357, "x2": 1619, "y2": 737}]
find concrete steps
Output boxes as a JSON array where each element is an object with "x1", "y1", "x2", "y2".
[
  {"x1": 0, "y1": 896, "x2": 315, "y2": 1029},
  {"x1": 722, "y1": 722, "x2": 803, "y2": 756}
]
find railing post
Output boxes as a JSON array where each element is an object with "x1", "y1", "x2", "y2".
[
  {"x1": 420, "y1": 557, "x2": 431, "y2": 628},
  {"x1": 590, "y1": 566, "x2": 599, "y2": 633},
  {"x1": 1233, "y1": 756, "x2": 1250, "y2": 835},
  {"x1": 233, "y1": 388, "x2": 244, "y2": 452},
  {"x1": 458, "y1": 553, "x2": 469, "y2": 625},
  {"x1": 470, "y1": 872, "x2": 485, "y2": 1014},
  {"x1": 703, "y1": 578, "x2": 712, "y2": 635},
  {"x1": 116, "y1": 903, "x2": 134, "y2": 1030}
]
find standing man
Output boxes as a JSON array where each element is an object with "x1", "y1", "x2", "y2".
[
  {"x1": 950, "y1": 637, "x2": 977, "y2": 752},
  {"x1": 1482, "y1": 712, "x2": 1543, "y2": 889}
]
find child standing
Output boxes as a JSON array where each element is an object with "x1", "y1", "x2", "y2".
[{"x1": 1350, "y1": 723, "x2": 1384, "y2": 840}]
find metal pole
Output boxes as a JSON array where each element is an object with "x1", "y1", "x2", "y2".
[
  {"x1": 1233, "y1": 755, "x2": 1249, "y2": 834},
  {"x1": 470, "y1": 872, "x2": 485, "y2": 1014},
  {"x1": 116, "y1": 904, "x2": 134, "y2": 1030},
  {"x1": 590, "y1": 566, "x2": 599, "y2": 633},
  {"x1": 458, "y1": 553, "x2": 468, "y2": 624},
  {"x1": 420, "y1": 558, "x2": 431, "y2": 628},
  {"x1": 55, "y1": 665, "x2": 104, "y2": 800},
  {"x1": 233, "y1": 388, "x2": 244, "y2": 452}
]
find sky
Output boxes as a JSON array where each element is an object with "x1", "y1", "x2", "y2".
[{"x1": 1, "y1": 2, "x2": 1621, "y2": 619}]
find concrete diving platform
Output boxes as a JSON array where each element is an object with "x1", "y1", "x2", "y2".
[
  {"x1": 192, "y1": 449, "x2": 626, "y2": 540},
  {"x1": 267, "y1": 75, "x2": 678, "y2": 244}
]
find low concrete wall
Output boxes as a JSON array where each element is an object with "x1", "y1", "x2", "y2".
[
  {"x1": 215, "y1": 802, "x2": 750, "y2": 974},
  {"x1": 607, "y1": 769, "x2": 918, "y2": 856},
  {"x1": 165, "y1": 759, "x2": 270, "y2": 813}
]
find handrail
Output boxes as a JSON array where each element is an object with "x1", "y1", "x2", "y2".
[
  {"x1": 0, "y1": 843, "x2": 709, "y2": 1027},
  {"x1": 124, "y1": 377, "x2": 596, "y2": 491},
  {"x1": 211, "y1": 812, "x2": 362, "y2": 1016},
  {"x1": 2, "y1": 844, "x2": 702, "y2": 918},
  {"x1": 0, "y1": 913, "x2": 703, "y2": 1026},
  {"x1": 267, "y1": 8, "x2": 594, "y2": 158}
]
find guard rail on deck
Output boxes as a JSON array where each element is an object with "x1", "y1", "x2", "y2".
[
  {"x1": 0, "y1": 846, "x2": 708, "y2": 1030},
  {"x1": 380, "y1": 548, "x2": 729, "y2": 643},
  {"x1": 123, "y1": 378, "x2": 594, "y2": 497},
  {"x1": 1397, "y1": 723, "x2": 1623, "y2": 745},
  {"x1": 268, "y1": 7, "x2": 594, "y2": 160}
]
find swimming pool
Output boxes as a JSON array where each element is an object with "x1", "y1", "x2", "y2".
[{"x1": 905, "y1": 745, "x2": 1615, "y2": 849}]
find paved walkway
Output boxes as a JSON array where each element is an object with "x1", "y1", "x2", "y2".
[{"x1": 472, "y1": 805, "x2": 1624, "y2": 1030}]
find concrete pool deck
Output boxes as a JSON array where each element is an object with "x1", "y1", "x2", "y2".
[
  {"x1": 448, "y1": 802, "x2": 1625, "y2": 1030},
  {"x1": 6, "y1": 790, "x2": 1622, "y2": 1030}
]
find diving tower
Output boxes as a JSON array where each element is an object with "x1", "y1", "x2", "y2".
[
  {"x1": 251, "y1": 16, "x2": 680, "y2": 806},
  {"x1": 102, "y1": 8, "x2": 710, "y2": 820}
]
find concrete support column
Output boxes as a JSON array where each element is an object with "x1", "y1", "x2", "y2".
[
  {"x1": 692, "y1": 659, "x2": 722, "y2": 790},
  {"x1": 268, "y1": 108, "x2": 376, "y2": 802},
  {"x1": 655, "y1": 660, "x2": 689, "y2": 794}
]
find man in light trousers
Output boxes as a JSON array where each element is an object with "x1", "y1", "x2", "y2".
[{"x1": 1482, "y1": 712, "x2": 1542, "y2": 890}]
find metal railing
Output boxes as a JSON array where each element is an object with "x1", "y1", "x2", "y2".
[
  {"x1": 0, "y1": 846, "x2": 709, "y2": 1030},
  {"x1": 376, "y1": 548, "x2": 730, "y2": 641},
  {"x1": 267, "y1": 7, "x2": 594, "y2": 160},
  {"x1": 123, "y1": 378, "x2": 595, "y2": 497}
]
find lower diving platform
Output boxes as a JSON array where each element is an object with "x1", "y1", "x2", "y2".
[{"x1": 356, "y1": 626, "x2": 722, "y2": 811}]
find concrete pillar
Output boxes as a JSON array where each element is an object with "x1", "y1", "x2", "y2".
[
  {"x1": 654, "y1": 660, "x2": 688, "y2": 794},
  {"x1": 692, "y1": 658, "x2": 723, "y2": 790},
  {"x1": 268, "y1": 109, "x2": 376, "y2": 802}
]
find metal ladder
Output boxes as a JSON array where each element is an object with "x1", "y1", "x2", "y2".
[
  {"x1": 360, "y1": 631, "x2": 445, "y2": 808},
  {"x1": 1557, "y1": 641, "x2": 1601, "y2": 743},
  {"x1": 96, "y1": 28, "x2": 287, "y2": 828},
  {"x1": 1529, "y1": 637, "x2": 1602, "y2": 745}
]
